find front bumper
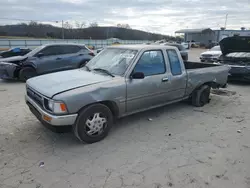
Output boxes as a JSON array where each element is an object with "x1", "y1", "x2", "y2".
[
  {"x1": 25, "y1": 95, "x2": 78, "y2": 126},
  {"x1": 0, "y1": 62, "x2": 18, "y2": 79}
]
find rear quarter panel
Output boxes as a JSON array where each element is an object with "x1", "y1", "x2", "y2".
[{"x1": 185, "y1": 65, "x2": 230, "y2": 95}]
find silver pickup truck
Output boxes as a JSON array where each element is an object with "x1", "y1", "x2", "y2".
[{"x1": 25, "y1": 45, "x2": 230, "y2": 143}]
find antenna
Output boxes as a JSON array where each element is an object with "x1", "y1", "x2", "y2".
[{"x1": 224, "y1": 14, "x2": 228, "y2": 29}]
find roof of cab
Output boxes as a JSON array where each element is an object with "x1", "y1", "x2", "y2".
[
  {"x1": 106, "y1": 44, "x2": 178, "y2": 51},
  {"x1": 43, "y1": 43, "x2": 86, "y2": 47}
]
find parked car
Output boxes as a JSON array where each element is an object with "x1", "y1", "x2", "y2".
[
  {"x1": 218, "y1": 36, "x2": 250, "y2": 81},
  {"x1": 0, "y1": 47, "x2": 31, "y2": 59},
  {"x1": 0, "y1": 43, "x2": 94, "y2": 81},
  {"x1": 200, "y1": 45, "x2": 222, "y2": 62},
  {"x1": 181, "y1": 42, "x2": 189, "y2": 49},
  {"x1": 162, "y1": 42, "x2": 188, "y2": 61},
  {"x1": 25, "y1": 44, "x2": 229, "y2": 143}
]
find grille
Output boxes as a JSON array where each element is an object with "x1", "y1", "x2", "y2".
[{"x1": 27, "y1": 87, "x2": 44, "y2": 107}]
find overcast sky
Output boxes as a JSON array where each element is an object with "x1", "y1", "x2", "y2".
[{"x1": 0, "y1": 0, "x2": 250, "y2": 35}]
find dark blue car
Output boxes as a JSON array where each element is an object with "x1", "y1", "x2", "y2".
[{"x1": 0, "y1": 43, "x2": 94, "y2": 81}]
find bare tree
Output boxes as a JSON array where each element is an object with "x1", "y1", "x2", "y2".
[
  {"x1": 117, "y1": 23, "x2": 131, "y2": 29},
  {"x1": 64, "y1": 21, "x2": 73, "y2": 29},
  {"x1": 75, "y1": 21, "x2": 86, "y2": 29},
  {"x1": 89, "y1": 22, "x2": 98, "y2": 27}
]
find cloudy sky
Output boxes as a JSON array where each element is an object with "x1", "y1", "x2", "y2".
[{"x1": 0, "y1": 0, "x2": 250, "y2": 35}]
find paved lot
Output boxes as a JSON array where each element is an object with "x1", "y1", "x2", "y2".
[{"x1": 1, "y1": 49, "x2": 250, "y2": 188}]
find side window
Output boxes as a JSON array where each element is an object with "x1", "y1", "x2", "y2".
[
  {"x1": 62, "y1": 45, "x2": 81, "y2": 54},
  {"x1": 39, "y1": 46, "x2": 62, "y2": 56},
  {"x1": 134, "y1": 50, "x2": 165, "y2": 76},
  {"x1": 167, "y1": 50, "x2": 182, "y2": 76}
]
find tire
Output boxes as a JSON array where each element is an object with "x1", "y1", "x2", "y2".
[
  {"x1": 73, "y1": 104, "x2": 113, "y2": 143},
  {"x1": 19, "y1": 67, "x2": 37, "y2": 81},
  {"x1": 192, "y1": 85, "x2": 211, "y2": 107}
]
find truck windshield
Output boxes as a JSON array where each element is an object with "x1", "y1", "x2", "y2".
[{"x1": 86, "y1": 48, "x2": 138, "y2": 76}]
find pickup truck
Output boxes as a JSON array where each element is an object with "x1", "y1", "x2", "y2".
[{"x1": 25, "y1": 45, "x2": 230, "y2": 143}]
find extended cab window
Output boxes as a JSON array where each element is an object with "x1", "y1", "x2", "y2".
[
  {"x1": 167, "y1": 50, "x2": 182, "y2": 75},
  {"x1": 134, "y1": 50, "x2": 165, "y2": 76}
]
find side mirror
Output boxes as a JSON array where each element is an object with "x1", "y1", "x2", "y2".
[
  {"x1": 131, "y1": 72, "x2": 145, "y2": 79},
  {"x1": 36, "y1": 52, "x2": 44, "y2": 57}
]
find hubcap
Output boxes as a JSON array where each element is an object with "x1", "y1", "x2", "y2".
[{"x1": 85, "y1": 113, "x2": 107, "y2": 136}]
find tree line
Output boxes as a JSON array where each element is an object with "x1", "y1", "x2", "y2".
[{"x1": 0, "y1": 22, "x2": 182, "y2": 41}]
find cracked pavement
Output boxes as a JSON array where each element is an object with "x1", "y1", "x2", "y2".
[{"x1": 1, "y1": 49, "x2": 250, "y2": 188}]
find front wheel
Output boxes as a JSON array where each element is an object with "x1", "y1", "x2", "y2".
[
  {"x1": 19, "y1": 67, "x2": 37, "y2": 81},
  {"x1": 192, "y1": 85, "x2": 211, "y2": 107},
  {"x1": 73, "y1": 104, "x2": 113, "y2": 143}
]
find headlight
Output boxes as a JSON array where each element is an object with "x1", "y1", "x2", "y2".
[{"x1": 45, "y1": 99, "x2": 67, "y2": 114}]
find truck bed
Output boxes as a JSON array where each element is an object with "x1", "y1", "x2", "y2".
[
  {"x1": 184, "y1": 61, "x2": 230, "y2": 96},
  {"x1": 184, "y1": 61, "x2": 220, "y2": 69}
]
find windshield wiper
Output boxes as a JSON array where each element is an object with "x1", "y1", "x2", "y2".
[{"x1": 93, "y1": 68, "x2": 115, "y2": 77}]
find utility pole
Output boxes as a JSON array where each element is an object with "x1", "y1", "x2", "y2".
[
  {"x1": 224, "y1": 14, "x2": 228, "y2": 29},
  {"x1": 62, "y1": 20, "x2": 64, "y2": 39}
]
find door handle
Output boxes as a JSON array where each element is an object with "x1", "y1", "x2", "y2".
[
  {"x1": 162, "y1": 77, "x2": 169, "y2": 82},
  {"x1": 79, "y1": 54, "x2": 84, "y2": 56},
  {"x1": 56, "y1": 58, "x2": 62, "y2": 60}
]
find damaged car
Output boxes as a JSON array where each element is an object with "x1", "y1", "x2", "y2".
[
  {"x1": 0, "y1": 43, "x2": 94, "y2": 81},
  {"x1": 218, "y1": 36, "x2": 250, "y2": 81}
]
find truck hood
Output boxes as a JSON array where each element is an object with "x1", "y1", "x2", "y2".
[
  {"x1": 219, "y1": 36, "x2": 250, "y2": 55},
  {"x1": 26, "y1": 69, "x2": 112, "y2": 98},
  {"x1": 0, "y1": 55, "x2": 27, "y2": 63}
]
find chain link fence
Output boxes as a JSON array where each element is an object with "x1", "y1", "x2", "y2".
[{"x1": 0, "y1": 38, "x2": 152, "y2": 50}]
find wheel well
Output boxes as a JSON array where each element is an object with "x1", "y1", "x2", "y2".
[
  {"x1": 194, "y1": 82, "x2": 218, "y2": 91},
  {"x1": 14, "y1": 65, "x2": 35, "y2": 78},
  {"x1": 99, "y1": 101, "x2": 119, "y2": 117},
  {"x1": 78, "y1": 101, "x2": 119, "y2": 118}
]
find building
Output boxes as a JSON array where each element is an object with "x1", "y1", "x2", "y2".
[{"x1": 175, "y1": 28, "x2": 250, "y2": 46}]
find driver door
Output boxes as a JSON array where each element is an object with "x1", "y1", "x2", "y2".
[
  {"x1": 126, "y1": 50, "x2": 172, "y2": 113},
  {"x1": 35, "y1": 45, "x2": 64, "y2": 74}
]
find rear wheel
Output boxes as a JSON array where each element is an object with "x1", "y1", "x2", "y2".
[
  {"x1": 73, "y1": 104, "x2": 113, "y2": 143},
  {"x1": 19, "y1": 67, "x2": 37, "y2": 81},
  {"x1": 192, "y1": 85, "x2": 211, "y2": 107}
]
